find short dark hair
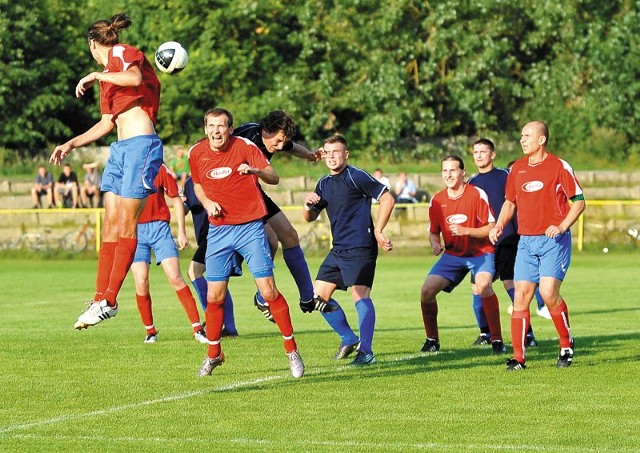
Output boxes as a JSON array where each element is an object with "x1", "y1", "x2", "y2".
[
  {"x1": 323, "y1": 134, "x2": 348, "y2": 148},
  {"x1": 259, "y1": 110, "x2": 295, "y2": 140},
  {"x1": 203, "y1": 107, "x2": 233, "y2": 127},
  {"x1": 442, "y1": 155, "x2": 464, "y2": 170},
  {"x1": 473, "y1": 138, "x2": 495, "y2": 152}
]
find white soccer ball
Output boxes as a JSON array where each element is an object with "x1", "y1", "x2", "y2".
[
  {"x1": 602, "y1": 247, "x2": 609, "y2": 254},
  {"x1": 154, "y1": 41, "x2": 189, "y2": 74}
]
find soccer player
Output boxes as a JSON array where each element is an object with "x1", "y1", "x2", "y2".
[
  {"x1": 468, "y1": 139, "x2": 540, "y2": 347},
  {"x1": 131, "y1": 163, "x2": 207, "y2": 344},
  {"x1": 490, "y1": 121, "x2": 585, "y2": 370},
  {"x1": 233, "y1": 111, "x2": 321, "y2": 317},
  {"x1": 49, "y1": 13, "x2": 162, "y2": 329},
  {"x1": 420, "y1": 155, "x2": 505, "y2": 355},
  {"x1": 183, "y1": 176, "x2": 241, "y2": 336},
  {"x1": 189, "y1": 107, "x2": 304, "y2": 378},
  {"x1": 303, "y1": 135, "x2": 395, "y2": 365}
]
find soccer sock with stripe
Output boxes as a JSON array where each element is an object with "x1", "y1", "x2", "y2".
[
  {"x1": 355, "y1": 298, "x2": 376, "y2": 354},
  {"x1": 222, "y1": 289, "x2": 237, "y2": 334},
  {"x1": 549, "y1": 299, "x2": 572, "y2": 349},
  {"x1": 472, "y1": 293, "x2": 489, "y2": 334},
  {"x1": 420, "y1": 301, "x2": 439, "y2": 341},
  {"x1": 175, "y1": 285, "x2": 202, "y2": 333},
  {"x1": 511, "y1": 309, "x2": 530, "y2": 363},
  {"x1": 103, "y1": 237, "x2": 137, "y2": 306},
  {"x1": 482, "y1": 293, "x2": 503, "y2": 342},
  {"x1": 191, "y1": 276, "x2": 208, "y2": 311},
  {"x1": 136, "y1": 293, "x2": 156, "y2": 335},
  {"x1": 265, "y1": 292, "x2": 297, "y2": 353},
  {"x1": 321, "y1": 299, "x2": 359, "y2": 346},
  {"x1": 94, "y1": 241, "x2": 117, "y2": 301},
  {"x1": 205, "y1": 300, "x2": 224, "y2": 358},
  {"x1": 282, "y1": 245, "x2": 314, "y2": 302}
]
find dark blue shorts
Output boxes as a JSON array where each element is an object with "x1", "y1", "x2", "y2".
[{"x1": 316, "y1": 247, "x2": 378, "y2": 291}]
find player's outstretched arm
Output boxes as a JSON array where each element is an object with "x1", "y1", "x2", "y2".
[
  {"x1": 291, "y1": 143, "x2": 323, "y2": 162},
  {"x1": 50, "y1": 115, "x2": 114, "y2": 166}
]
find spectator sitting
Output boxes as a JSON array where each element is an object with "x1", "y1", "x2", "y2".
[
  {"x1": 31, "y1": 165, "x2": 54, "y2": 208},
  {"x1": 394, "y1": 172, "x2": 418, "y2": 203},
  {"x1": 55, "y1": 163, "x2": 79, "y2": 208},
  {"x1": 80, "y1": 162, "x2": 103, "y2": 207},
  {"x1": 168, "y1": 146, "x2": 190, "y2": 188}
]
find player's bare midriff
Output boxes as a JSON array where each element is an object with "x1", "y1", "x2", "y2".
[{"x1": 116, "y1": 104, "x2": 156, "y2": 140}]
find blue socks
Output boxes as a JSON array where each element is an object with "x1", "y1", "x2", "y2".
[
  {"x1": 472, "y1": 293, "x2": 488, "y2": 332},
  {"x1": 321, "y1": 299, "x2": 359, "y2": 346},
  {"x1": 282, "y1": 246, "x2": 314, "y2": 302},
  {"x1": 222, "y1": 289, "x2": 237, "y2": 334},
  {"x1": 355, "y1": 298, "x2": 376, "y2": 354},
  {"x1": 192, "y1": 276, "x2": 208, "y2": 311}
]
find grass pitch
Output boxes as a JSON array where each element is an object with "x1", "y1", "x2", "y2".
[{"x1": 0, "y1": 251, "x2": 638, "y2": 452}]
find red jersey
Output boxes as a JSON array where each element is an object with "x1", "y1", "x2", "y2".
[
  {"x1": 138, "y1": 164, "x2": 177, "y2": 224},
  {"x1": 506, "y1": 153, "x2": 583, "y2": 236},
  {"x1": 99, "y1": 44, "x2": 161, "y2": 124},
  {"x1": 188, "y1": 136, "x2": 270, "y2": 226},
  {"x1": 429, "y1": 184, "x2": 495, "y2": 257}
]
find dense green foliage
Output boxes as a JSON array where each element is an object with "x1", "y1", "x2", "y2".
[{"x1": 1, "y1": 0, "x2": 638, "y2": 163}]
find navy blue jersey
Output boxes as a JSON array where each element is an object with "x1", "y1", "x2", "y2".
[
  {"x1": 183, "y1": 177, "x2": 209, "y2": 244},
  {"x1": 233, "y1": 122, "x2": 294, "y2": 163},
  {"x1": 312, "y1": 165, "x2": 388, "y2": 250},
  {"x1": 468, "y1": 167, "x2": 518, "y2": 246}
]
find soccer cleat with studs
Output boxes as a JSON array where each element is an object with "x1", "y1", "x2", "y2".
[
  {"x1": 350, "y1": 351, "x2": 376, "y2": 366},
  {"x1": 74, "y1": 299, "x2": 118, "y2": 330},
  {"x1": 334, "y1": 341, "x2": 360, "y2": 360},
  {"x1": 491, "y1": 340, "x2": 506, "y2": 354},
  {"x1": 526, "y1": 336, "x2": 538, "y2": 348},
  {"x1": 197, "y1": 353, "x2": 225, "y2": 377},
  {"x1": 420, "y1": 338, "x2": 440, "y2": 353},
  {"x1": 506, "y1": 358, "x2": 526, "y2": 371},
  {"x1": 472, "y1": 334, "x2": 491, "y2": 346},
  {"x1": 194, "y1": 328, "x2": 208, "y2": 344},
  {"x1": 144, "y1": 332, "x2": 158, "y2": 344},
  {"x1": 286, "y1": 350, "x2": 305, "y2": 378},
  {"x1": 556, "y1": 338, "x2": 575, "y2": 368},
  {"x1": 254, "y1": 292, "x2": 275, "y2": 323},
  {"x1": 300, "y1": 295, "x2": 338, "y2": 313}
]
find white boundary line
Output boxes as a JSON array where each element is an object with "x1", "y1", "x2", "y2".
[{"x1": 0, "y1": 353, "x2": 623, "y2": 452}]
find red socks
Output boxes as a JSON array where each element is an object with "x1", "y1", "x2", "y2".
[
  {"x1": 136, "y1": 293, "x2": 156, "y2": 335},
  {"x1": 511, "y1": 310, "x2": 531, "y2": 363},
  {"x1": 420, "y1": 302, "x2": 439, "y2": 340},
  {"x1": 94, "y1": 241, "x2": 117, "y2": 301},
  {"x1": 205, "y1": 300, "x2": 224, "y2": 358},
  {"x1": 482, "y1": 294, "x2": 503, "y2": 342},
  {"x1": 264, "y1": 292, "x2": 297, "y2": 353},
  {"x1": 176, "y1": 285, "x2": 202, "y2": 332},
  {"x1": 103, "y1": 237, "x2": 137, "y2": 306},
  {"x1": 549, "y1": 300, "x2": 572, "y2": 348}
]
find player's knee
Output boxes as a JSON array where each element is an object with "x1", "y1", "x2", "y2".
[{"x1": 279, "y1": 226, "x2": 300, "y2": 248}]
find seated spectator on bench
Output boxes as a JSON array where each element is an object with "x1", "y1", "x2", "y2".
[
  {"x1": 55, "y1": 164, "x2": 79, "y2": 208},
  {"x1": 394, "y1": 172, "x2": 418, "y2": 203},
  {"x1": 80, "y1": 162, "x2": 103, "y2": 207},
  {"x1": 31, "y1": 165, "x2": 54, "y2": 208}
]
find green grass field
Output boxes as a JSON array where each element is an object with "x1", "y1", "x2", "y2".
[{"x1": 0, "y1": 252, "x2": 639, "y2": 452}]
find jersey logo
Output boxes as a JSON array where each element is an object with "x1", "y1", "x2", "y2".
[
  {"x1": 522, "y1": 181, "x2": 543, "y2": 192},
  {"x1": 206, "y1": 167, "x2": 232, "y2": 179},
  {"x1": 446, "y1": 214, "x2": 468, "y2": 224}
]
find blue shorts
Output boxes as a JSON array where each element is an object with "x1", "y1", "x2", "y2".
[
  {"x1": 134, "y1": 221, "x2": 179, "y2": 265},
  {"x1": 429, "y1": 253, "x2": 495, "y2": 293},
  {"x1": 514, "y1": 233, "x2": 572, "y2": 283},
  {"x1": 205, "y1": 220, "x2": 273, "y2": 281},
  {"x1": 192, "y1": 238, "x2": 243, "y2": 277},
  {"x1": 316, "y1": 247, "x2": 378, "y2": 291},
  {"x1": 102, "y1": 134, "x2": 163, "y2": 199}
]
